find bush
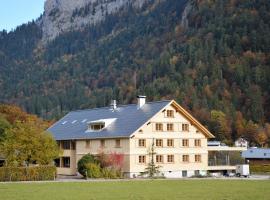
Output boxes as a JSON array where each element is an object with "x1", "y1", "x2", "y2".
[
  {"x1": 0, "y1": 166, "x2": 56, "y2": 182},
  {"x1": 101, "y1": 167, "x2": 121, "y2": 179},
  {"x1": 77, "y1": 153, "x2": 123, "y2": 179},
  {"x1": 77, "y1": 154, "x2": 97, "y2": 177},
  {"x1": 85, "y1": 163, "x2": 101, "y2": 178},
  {"x1": 250, "y1": 164, "x2": 270, "y2": 173}
]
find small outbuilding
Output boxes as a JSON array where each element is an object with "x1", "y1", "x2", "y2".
[
  {"x1": 235, "y1": 138, "x2": 248, "y2": 147},
  {"x1": 242, "y1": 148, "x2": 270, "y2": 165}
]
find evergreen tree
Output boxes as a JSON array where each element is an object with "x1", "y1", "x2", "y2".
[{"x1": 141, "y1": 139, "x2": 161, "y2": 178}]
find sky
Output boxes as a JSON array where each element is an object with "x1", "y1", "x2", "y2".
[{"x1": 0, "y1": 0, "x2": 45, "y2": 32}]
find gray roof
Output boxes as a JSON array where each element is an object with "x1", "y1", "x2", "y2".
[
  {"x1": 48, "y1": 100, "x2": 171, "y2": 140},
  {"x1": 242, "y1": 148, "x2": 270, "y2": 159}
]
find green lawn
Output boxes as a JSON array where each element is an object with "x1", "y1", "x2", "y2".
[{"x1": 0, "y1": 180, "x2": 269, "y2": 200}]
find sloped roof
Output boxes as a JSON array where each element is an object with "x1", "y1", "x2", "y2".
[
  {"x1": 48, "y1": 100, "x2": 171, "y2": 140},
  {"x1": 170, "y1": 100, "x2": 215, "y2": 138},
  {"x1": 242, "y1": 148, "x2": 270, "y2": 159}
]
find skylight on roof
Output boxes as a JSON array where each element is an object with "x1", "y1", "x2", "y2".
[
  {"x1": 82, "y1": 119, "x2": 87, "y2": 123},
  {"x1": 62, "y1": 121, "x2": 67, "y2": 125},
  {"x1": 72, "y1": 120, "x2": 77, "y2": 124}
]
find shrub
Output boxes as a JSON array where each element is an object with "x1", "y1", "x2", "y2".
[
  {"x1": 0, "y1": 166, "x2": 56, "y2": 182},
  {"x1": 77, "y1": 154, "x2": 97, "y2": 177},
  {"x1": 250, "y1": 164, "x2": 270, "y2": 173},
  {"x1": 85, "y1": 163, "x2": 101, "y2": 178},
  {"x1": 77, "y1": 153, "x2": 123, "y2": 179},
  {"x1": 96, "y1": 152, "x2": 124, "y2": 169},
  {"x1": 101, "y1": 167, "x2": 122, "y2": 179}
]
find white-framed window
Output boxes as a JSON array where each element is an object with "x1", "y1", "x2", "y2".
[
  {"x1": 167, "y1": 123, "x2": 174, "y2": 131},
  {"x1": 182, "y1": 124, "x2": 189, "y2": 131},
  {"x1": 139, "y1": 155, "x2": 146, "y2": 164},
  {"x1": 166, "y1": 110, "x2": 174, "y2": 118},
  {"x1": 138, "y1": 139, "x2": 146, "y2": 147},
  {"x1": 167, "y1": 139, "x2": 174, "y2": 147},
  {"x1": 194, "y1": 139, "x2": 201, "y2": 147},
  {"x1": 155, "y1": 123, "x2": 163, "y2": 131},
  {"x1": 182, "y1": 155, "x2": 189, "y2": 162},
  {"x1": 156, "y1": 155, "x2": 163, "y2": 163},
  {"x1": 167, "y1": 155, "x2": 174, "y2": 163},
  {"x1": 182, "y1": 139, "x2": 189, "y2": 147},
  {"x1": 156, "y1": 139, "x2": 163, "y2": 147},
  {"x1": 195, "y1": 154, "x2": 201, "y2": 162}
]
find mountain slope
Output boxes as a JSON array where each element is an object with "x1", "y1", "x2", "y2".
[
  {"x1": 40, "y1": 0, "x2": 148, "y2": 42},
  {"x1": 0, "y1": 0, "x2": 270, "y2": 145}
]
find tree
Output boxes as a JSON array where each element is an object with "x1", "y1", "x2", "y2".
[
  {"x1": 0, "y1": 115, "x2": 11, "y2": 141},
  {"x1": 141, "y1": 139, "x2": 161, "y2": 178},
  {"x1": 0, "y1": 104, "x2": 59, "y2": 167},
  {"x1": 210, "y1": 110, "x2": 232, "y2": 143},
  {"x1": 0, "y1": 120, "x2": 59, "y2": 167},
  {"x1": 244, "y1": 120, "x2": 258, "y2": 146},
  {"x1": 235, "y1": 111, "x2": 246, "y2": 138},
  {"x1": 255, "y1": 129, "x2": 268, "y2": 147}
]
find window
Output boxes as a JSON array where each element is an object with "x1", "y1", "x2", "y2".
[
  {"x1": 85, "y1": 140, "x2": 90, "y2": 148},
  {"x1": 156, "y1": 155, "x2": 163, "y2": 163},
  {"x1": 195, "y1": 170, "x2": 200, "y2": 176},
  {"x1": 155, "y1": 123, "x2": 163, "y2": 131},
  {"x1": 139, "y1": 139, "x2": 146, "y2": 147},
  {"x1": 167, "y1": 123, "x2": 174, "y2": 131},
  {"x1": 90, "y1": 123, "x2": 105, "y2": 131},
  {"x1": 182, "y1": 124, "x2": 189, "y2": 131},
  {"x1": 71, "y1": 141, "x2": 76, "y2": 150},
  {"x1": 167, "y1": 139, "x2": 174, "y2": 147},
  {"x1": 166, "y1": 110, "x2": 174, "y2": 118},
  {"x1": 54, "y1": 158, "x2": 60, "y2": 167},
  {"x1": 62, "y1": 157, "x2": 70, "y2": 168},
  {"x1": 194, "y1": 139, "x2": 201, "y2": 147},
  {"x1": 182, "y1": 170, "x2": 187, "y2": 177},
  {"x1": 182, "y1": 155, "x2": 189, "y2": 162},
  {"x1": 195, "y1": 155, "x2": 201, "y2": 162},
  {"x1": 0, "y1": 160, "x2": 4, "y2": 167},
  {"x1": 62, "y1": 141, "x2": 71, "y2": 150},
  {"x1": 57, "y1": 141, "x2": 61, "y2": 148},
  {"x1": 115, "y1": 139, "x2": 121, "y2": 148},
  {"x1": 156, "y1": 139, "x2": 163, "y2": 147},
  {"x1": 139, "y1": 155, "x2": 146, "y2": 164},
  {"x1": 167, "y1": 155, "x2": 174, "y2": 163},
  {"x1": 182, "y1": 139, "x2": 189, "y2": 147},
  {"x1": 100, "y1": 140, "x2": 105, "y2": 148}
]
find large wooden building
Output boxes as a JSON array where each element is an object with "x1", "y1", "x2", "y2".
[{"x1": 48, "y1": 96, "x2": 245, "y2": 178}]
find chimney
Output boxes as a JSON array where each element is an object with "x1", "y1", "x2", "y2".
[
  {"x1": 110, "y1": 100, "x2": 117, "y2": 110},
  {"x1": 137, "y1": 95, "x2": 146, "y2": 109}
]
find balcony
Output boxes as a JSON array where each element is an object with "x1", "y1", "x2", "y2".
[{"x1": 208, "y1": 148, "x2": 246, "y2": 171}]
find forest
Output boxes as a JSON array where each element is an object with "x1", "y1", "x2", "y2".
[{"x1": 0, "y1": 0, "x2": 269, "y2": 146}]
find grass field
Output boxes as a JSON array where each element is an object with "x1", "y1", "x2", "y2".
[{"x1": 0, "y1": 180, "x2": 269, "y2": 200}]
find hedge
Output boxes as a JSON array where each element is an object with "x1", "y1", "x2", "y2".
[
  {"x1": 0, "y1": 166, "x2": 56, "y2": 182},
  {"x1": 250, "y1": 164, "x2": 270, "y2": 173}
]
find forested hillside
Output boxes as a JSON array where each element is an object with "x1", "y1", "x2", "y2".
[{"x1": 0, "y1": 0, "x2": 270, "y2": 145}]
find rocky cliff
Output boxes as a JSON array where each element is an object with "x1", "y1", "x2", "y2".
[{"x1": 40, "y1": 0, "x2": 148, "y2": 42}]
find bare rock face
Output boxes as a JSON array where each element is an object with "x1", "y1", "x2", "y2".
[{"x1": 41, "y1": 0, "x2": 148, "y2": 42}]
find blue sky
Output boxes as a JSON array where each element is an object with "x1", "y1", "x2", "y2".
[{"x1": 0, "y1": 0, "x2": 45, "y2": 32}]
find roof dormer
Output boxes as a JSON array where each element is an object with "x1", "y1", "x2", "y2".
[{"x1": 86, "y1": 118, "x2": 117, "y2": 132}]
